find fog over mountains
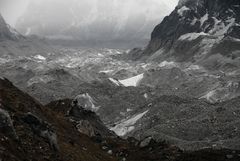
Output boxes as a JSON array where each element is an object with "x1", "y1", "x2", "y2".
[{"x1": 12, "y1": 0, "x2": 178, "y2": 47}]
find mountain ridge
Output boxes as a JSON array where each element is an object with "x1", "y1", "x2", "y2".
[{"x1": 127, "y1": 0, "x2": 240, "y2": 68}]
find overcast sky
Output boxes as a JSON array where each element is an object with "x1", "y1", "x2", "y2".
[{"x1": 0, "y1": 0, "x2": 179, "y2": 27}]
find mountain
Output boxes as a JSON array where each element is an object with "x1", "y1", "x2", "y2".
[
  {"x1": 15, "y1": 0, "x2": 177, "y2": 48},
  {"x1": 129, "y1": 0, "x2": 240, "y2": 70}
]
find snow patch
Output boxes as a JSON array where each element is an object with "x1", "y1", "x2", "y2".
[
  {"x1": 177, "y1": 6, "x2": 190, "y2": 16},
  {"x1": 200, "y1": 13, "x2": 209, "y2": 26},
  {"x1": 34, "y1": 55, "x2": 46, "y2": 61},
  {"x1": 97, "y1": 53, "x2": 104, "y2": 57},
  {"x1": 231, "y1": 37, "x2": 240, "y2": 42},
  {"x1": 159, "y1": 61, "x2": 178, "y2": 68},
  {"x1": 99, "y1": 70, "x2": 114, "y2": 74},
  {"x1": 179, "y1": 32, "x2": 208, "y2": 41},
  {"x1": 186, "y1": 65, "x2": 201, "y2": 70},
  {"x1": 209, "y1": 18, "x2": 235, "y2": 36},
  {"x1": 119, "y1": 73, "x2": 144, "y2": 87},
  {"x1": 27, "y1": 76, "x2": 54, "y2": 87},
  {"x1": 110, "y1": 110, "x2": 149, "y2": 136},
  {"x1": 200, "y1": 90, "x2": 216, "y2": 103},
  {"x1": 190, "y1": 17, "x2": 198, "y2": 26},
  {"x1": 144, "y1": 93, "x2": 148, "y2": 99},
  {"x1": 109, "y1": 78, "x2": 121, "y2": 86},
  {"x1": 127, "y1": 108, "x2": 133, "y2": 112}
]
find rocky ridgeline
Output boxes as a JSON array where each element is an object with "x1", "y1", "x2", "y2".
[
  {"x1": 126, "y1": 0, "x2": 240, "y2": 70},
  {"x1": 1, "y1": 77, "x2": 240, "y2": 161}
]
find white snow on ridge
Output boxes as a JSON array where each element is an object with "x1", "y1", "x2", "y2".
[
  {"x1": 119, "y1": 73, "x2": 144, "y2": 87},
  {"x1": 177, "y1": 6, "x2": 190, "y2": 16},
  {"x1": 179, "y1": 32, "x2": 208, "y2": 41},
  {"x1": 110, "y1": 110, "x2": 149, "y2": 136}
]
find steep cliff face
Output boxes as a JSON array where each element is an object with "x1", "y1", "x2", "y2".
[{"x1": 141, "y1": 0, "x2": 240, "y2": 66}]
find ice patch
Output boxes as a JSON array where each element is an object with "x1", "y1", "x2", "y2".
[
  {"x1": 177, "y1": 6, "x2": 190, "y2": 16},
  {"x1": 179, "y1": 32, "x2": 208, "y2": 41},
  {"x1": 119, "y1": 73, "x2": 144, "y2": 87},
  {"x1": 110, "y1": 110, "x2": 149, "y2": 136}
]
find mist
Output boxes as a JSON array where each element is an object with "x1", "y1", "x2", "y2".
[{"x1": 0, "y1": 0, "x2": 178, "y2": 47}]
